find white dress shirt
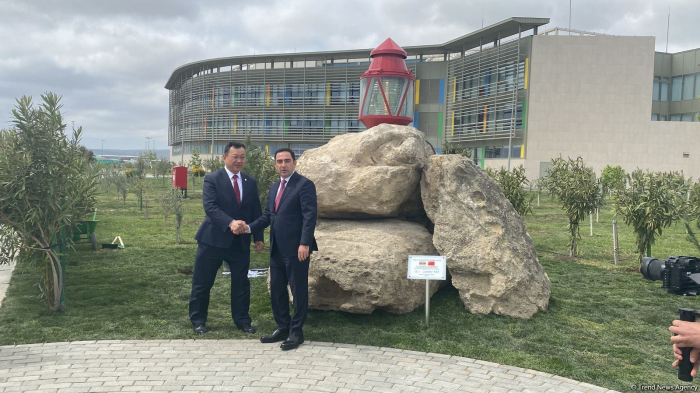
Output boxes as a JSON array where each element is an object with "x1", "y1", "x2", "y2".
[{"x1": 224, "y1": 166, "x2": 243, "y2": 201}]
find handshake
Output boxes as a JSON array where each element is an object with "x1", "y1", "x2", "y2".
[
  {"x1": 229, "y1": 220, "x2": 249, "y2": 235},
  {"x1": 230, "y1": 220, "x2": 264, "y2": 253}
]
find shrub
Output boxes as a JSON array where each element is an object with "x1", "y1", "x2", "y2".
[
  {"x1": 601, "y1": 165, "x2": 626, "y2": 195},
  {"x1": 543, "y1": 157, "x2": 603, "y2": 257},
  {"x1": 486, "y1": 166, "x2": 532, "y2": 216},
  {"x1": 0, "y1": 93, "x2": 98, "y2": 311},
  {"x1": 614, "y1": 170, "x2": 687, "y2": 261}
]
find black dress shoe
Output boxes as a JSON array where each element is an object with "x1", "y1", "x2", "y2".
[
  {"x1": 280, "y1": 333, "x2": 304, "y2": 351},
  {"x1": 193, "y1": 324, "x2": 207, "y2": 335},
  {"x1": 260, "y1": 328, "x2": 289, "y2": 343},
  {"x1": 238, "y1": 323, "x2": 256, "y2": 334}
]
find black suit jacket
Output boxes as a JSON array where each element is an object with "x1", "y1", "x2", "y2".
[
  {"x1": 195, "y1": 168, "x2": 263, "y2": 249},
  {"x1": 249, "y1": 172, "x2": 318, "y2": 258}
]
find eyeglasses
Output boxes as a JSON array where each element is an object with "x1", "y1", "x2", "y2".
[{"x1": 228, "y1": 155, "x2": 246, "y2": 161}]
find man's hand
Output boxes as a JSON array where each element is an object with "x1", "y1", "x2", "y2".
[
  {"x1": 254, "y1": 241, "x2": 264, "y2": 253},
  {"x1": 670, "y1": 320, "x2": 700, "y2": 348},
  {"x1": 298, "y1": 245, "x2": 309, "y2": 262},
  {"x1": 672, "y1": 343, "x2": 700, "y2": 377},
  {"x1": 230, "y1": 220, "x2": 248, "y2": 235}
]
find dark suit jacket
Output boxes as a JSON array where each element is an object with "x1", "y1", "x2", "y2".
[
  {"x1": 195, "y1": 168, "x2": 263, "y2": 249},
  {"x1": 249, "y1": 172, "x2": 318, "y2": 258}
]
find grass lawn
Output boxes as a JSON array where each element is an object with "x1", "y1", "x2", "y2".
[{"x1": 1, "y1": 178, "x2": 700, "y2": 391}]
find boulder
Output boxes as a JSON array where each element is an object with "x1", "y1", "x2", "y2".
[
  {"x1": 297, "y1": 124, "x2": 433, "y2": 218},
  {"x1": 308, "y1": 219, "x2": 441, "y2": 314},
  {"x1": 420, "y1": 155, "x2": 550, "y2": 319}
]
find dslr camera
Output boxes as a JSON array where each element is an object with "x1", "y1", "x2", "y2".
[{"x1": 640, "y1": 256, "x2": 700, "y2": 295}]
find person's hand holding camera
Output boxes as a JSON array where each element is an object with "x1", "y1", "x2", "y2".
[
  {"x1": 670, "y1": 320, "x2": 700, "y2": 378},
  {"x1": 670, "y1": 320, "x2": 700, "y2": 348}
]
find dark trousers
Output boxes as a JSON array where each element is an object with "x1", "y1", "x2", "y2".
[
  {"x1": 189, "y1": 242, "x2": 251, "y2": 328},
  {"x1": 269, "y1": 244, "x2": 309, "y2": 335}
]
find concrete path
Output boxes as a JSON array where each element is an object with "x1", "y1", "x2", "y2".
[
  {"x1": 0, "y1": 339, "x2": 619, "y2": 393},
  {"x1": 0, "y1": 261, "x2": 14, "y2": 308}
]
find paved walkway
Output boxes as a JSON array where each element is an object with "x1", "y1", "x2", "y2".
[
  {"x1": 0, "y1": 339, "x2": 619, "y2": 393},
  {"x1": 0, "y1": 261, "x2": 14, "y2": 308}
]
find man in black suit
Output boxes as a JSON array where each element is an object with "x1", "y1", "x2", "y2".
[
  {"x1": 233, "y1": 148, "x2": 317, "y2": 350},
  {"x1": 189, "y1": 142, "x2": 264, "y2": 335}
]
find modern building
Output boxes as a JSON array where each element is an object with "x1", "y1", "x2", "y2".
[{"x1": 165, "y1": 17, "x2": 700, "y2": 179}]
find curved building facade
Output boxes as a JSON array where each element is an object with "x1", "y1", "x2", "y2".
[
  {"x1": 165, "y1": 17, "x2": 546, "y2": 164},
  {"x1": 166, "y1": 17, "x2": 700, "y2": 179}
]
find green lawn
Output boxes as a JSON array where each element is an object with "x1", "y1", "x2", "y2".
[{"x1": 1, "y1": 179, "x2": 699, "y2": 391}]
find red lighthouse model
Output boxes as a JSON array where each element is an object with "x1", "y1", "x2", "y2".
[{"x1": 358, "y1": 38, "x2": 416, "y2": 129}]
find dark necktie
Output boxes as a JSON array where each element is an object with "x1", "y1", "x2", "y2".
[
  {"x1": 233, "y1": 174, "x2": 241, "y2": 205},
  {"x1": 275, "y1": 180, "x2": 286, "y2": 212}
]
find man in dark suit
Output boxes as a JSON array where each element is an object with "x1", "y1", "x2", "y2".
[
  {"x1": 189, "y1": 142, "x2": 264, "y2": 335},
  {"x1": 233, "y1": 148, "x2": 317, "y2": 350}
]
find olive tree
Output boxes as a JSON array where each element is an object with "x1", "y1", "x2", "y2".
[
  {"x1": 615, "y1": 170, "x2": 687, "y2": 261},
  {"x1": 161, "y1": 187, "x2": 185, "y2": 243},
  {"x1": 0, "y1": 93, "x2": 98, "y2": 311},
  {"x1": 486, "y1": 165, "x2": 533, "y2": 216},
  {"x1": 203, "y1": 156, "x2": 224, "y2": 173},
  {"x1": 543, "y1": 157, "x2": 603, "y2": 257},
  {"x1": 242, "y1": 135, "x2": 279, "y2": 208},
  {"x1": 600, "y1": 165, "x2": 626, "y2": 195}
]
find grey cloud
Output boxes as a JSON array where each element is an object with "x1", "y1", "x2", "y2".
[{"x1": 1, "y1": 0, "x2": 698, "y2": 149}]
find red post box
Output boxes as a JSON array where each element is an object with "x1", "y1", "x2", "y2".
[{"x1": 172, "y1": 166, "x2": 188, "y2": 198}]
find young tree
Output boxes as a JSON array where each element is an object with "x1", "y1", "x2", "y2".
[
  {"x1": 203, "y1": 156, "x2": 224, "y2": 172},
  {"x1": 153, "y1": 158, "x2": 172, "y2": 186},
  {"x1": 0, "y1": 93, "x2": 98, "y2": 311},
  {"x1": 615, "y1": 170, "x2": 687, "y2": 261},
  {"x1": 242, "y1": 136, "x2": 278, "y2": 208},
  {"x1": 188, "y1": 149, "x2": 202, "y2": 196},
  {"x1": 600, "y1": 165, "x2": 626, "y2": 195},
  {"x1": 170, "y1": 188, "x2": 185, "y2": 244},
  {"x1": 133, "y1": 153, "x2": 148, "y2": 179},
  {"x1": 486, "y1": 165, "x2": 533, "y2": 216},
  {"x1": 161, "y1": 187, "x2": 185, "y2": 244},
  {"x1": 543, "y1": 157, "x2": 603, "y2": 257},
  {"x1": 132, "y1": 177, "x2": 152, "y2": 218},
  {"x1": 114, "y1": 172, "x2": 129, "y2": 205}
]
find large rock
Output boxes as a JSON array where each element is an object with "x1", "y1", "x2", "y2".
[
  {"x1": 297, "y1": 124, "x2": 433, "y2": 218},
  {"x1": 421, "y1": 155, "x2": 550, "y2": 319},
  {"x1": 308, "y1": 219, "x2": 441, "y2": 314}
]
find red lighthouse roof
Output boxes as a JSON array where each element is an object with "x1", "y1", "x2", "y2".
[{"x1": 369, "y1": 38, "x2": 407, "y2": 58}]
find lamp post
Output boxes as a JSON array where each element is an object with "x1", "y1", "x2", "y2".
[
  {"x1": 358, "y1": 38, "x2": 416, "y2": 129},
  {"x1": 101, "y1": 140, "x2": 105, "y2": 156}
]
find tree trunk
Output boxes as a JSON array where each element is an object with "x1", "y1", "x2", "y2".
[
  {"x1": 569, "y1": 221, "x2": 578, "y2": 257},
  {"x1": 44, "y1": 248, "x2": 65, "y2": 311}
]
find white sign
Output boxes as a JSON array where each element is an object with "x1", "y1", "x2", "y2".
[{"x1": 407, "y1": 255, "x2": 446, "y2": 280}]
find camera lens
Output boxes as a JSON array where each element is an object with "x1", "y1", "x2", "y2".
[{"x1": 641, "y1": 257, "x2": 665, "y2": 281}]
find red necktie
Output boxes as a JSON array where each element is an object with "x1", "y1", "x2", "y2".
[
  {"x1": 275, "y1": 180, "x2": 286, "y2": 212},
  {"x1": 233, "y1": 174, "x2": 241, "y2": 205}
]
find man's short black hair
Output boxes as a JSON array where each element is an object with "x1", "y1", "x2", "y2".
[
  {"x1": 224, "y1": 142, "x2": 246, "y2": 155},
  {"x1": 274, "y1": 148, "x2": 296, "y2": 161}
]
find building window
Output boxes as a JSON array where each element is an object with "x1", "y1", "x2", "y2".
[
  {"x1": 652, "y1": 81, "x2": 660, "y2": 101},
  {"x1": 659, "y1": 115, "x2": 667, "y2": 121},
  {"x1": 670, "y1": 114, "x2": 681, "y2": 121},
  {"x1": 651, "y1": 113, "x2": 659, "y2": 121},
  {"x1": 683, "y1": 74, "x2": 695, "y2": 101},
  {"x1": 681, "y1": 113, "x2": 695, "y2": 122},
  {"x1": 672, "y1": 76, "x2": 683, "y2": 102},
  {"x1": 661, "y1": 77, "x2": 669, "y2": 101}
]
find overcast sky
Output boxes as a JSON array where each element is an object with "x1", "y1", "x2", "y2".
[{"x1": 1, "y1": 0, "x2": 698, "y2": 150}]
